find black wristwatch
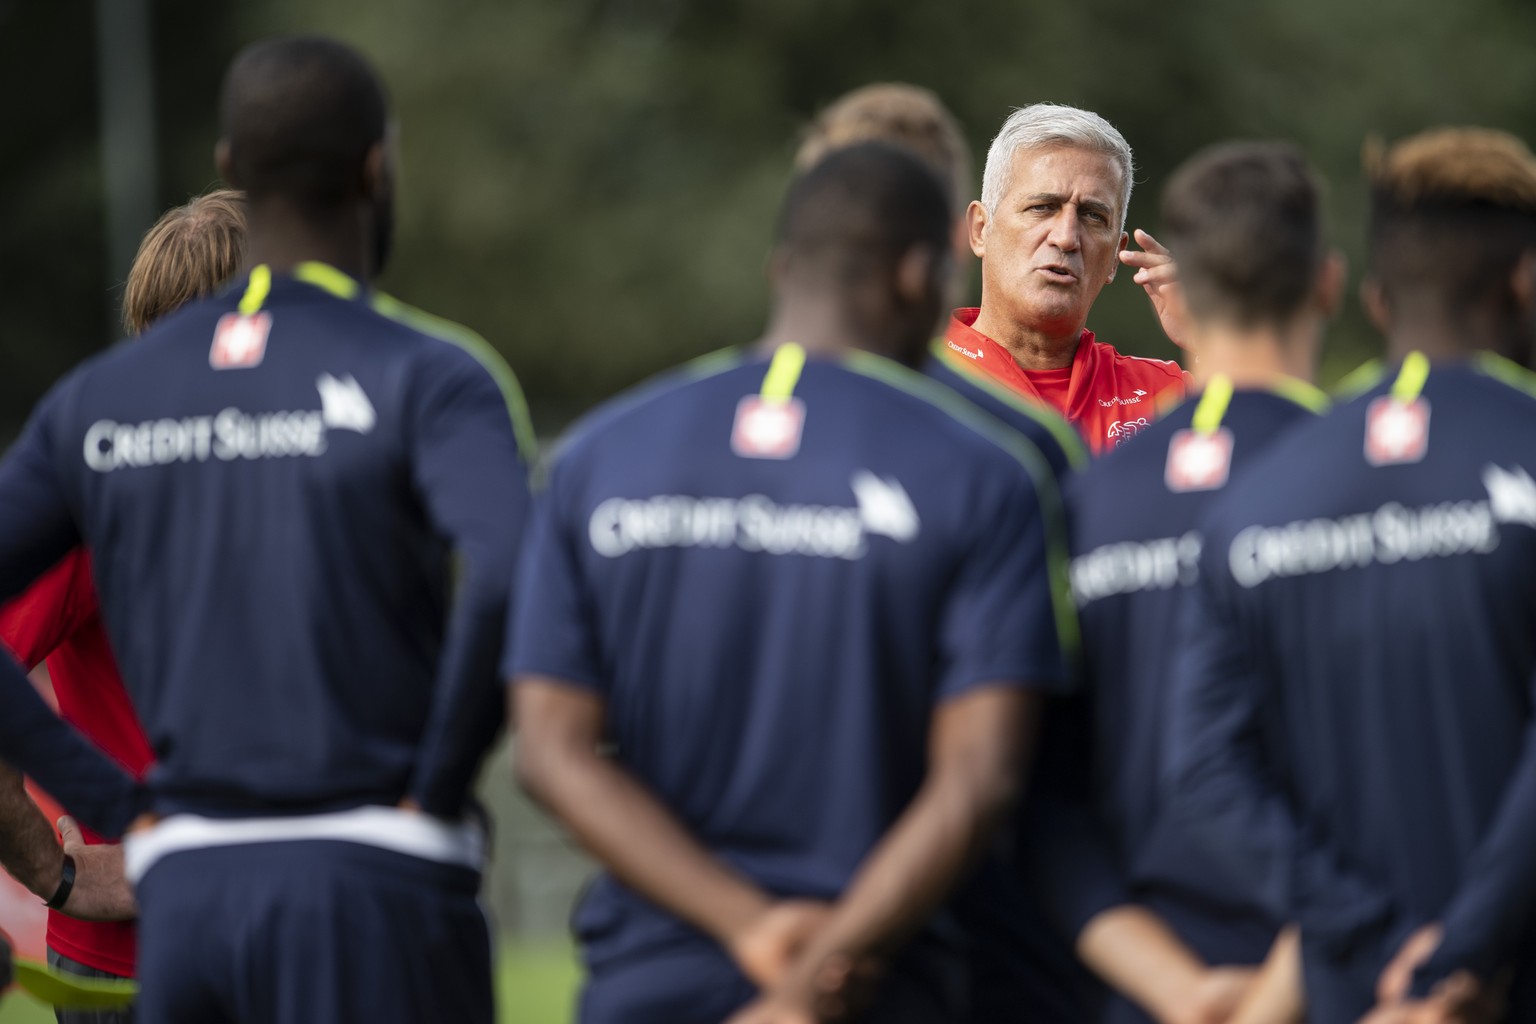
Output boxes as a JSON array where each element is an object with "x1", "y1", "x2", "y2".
[{"x1": 45, "y1": 853, "x2": 76, "y2": 909}]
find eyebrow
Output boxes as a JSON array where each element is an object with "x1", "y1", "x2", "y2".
[{"x1": 1021, "y1": 193, "x2": 1117, "y2": 218}]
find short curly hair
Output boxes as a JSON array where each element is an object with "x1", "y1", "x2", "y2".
[{"x1": 1365, "y1": 127, "x2": 1536, "y2": 316}]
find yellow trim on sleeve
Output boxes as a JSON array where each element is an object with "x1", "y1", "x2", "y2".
[
  {"x1": 1268, "y1": 375, "x2": 1329, "y2": 414},
  {"x1": 293, "y1": 261, "x2": 361, "y2": 300}
]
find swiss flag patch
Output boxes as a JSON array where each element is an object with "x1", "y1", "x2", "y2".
[
  {"x1": 1364, "y1": 396, "x2": 1430, "y2": 466},
  {"x1": 731, "y1": 396, "x2": 805, "y2": 460},
  {"x1": 1165, "y1": 427, "x2": 1235, "y2": 492},
  {"x1": 209, "y1": 311, "x2": 272, "y2": 370}
]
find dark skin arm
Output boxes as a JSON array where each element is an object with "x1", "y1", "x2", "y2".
[
  {"x1": 513, "y1": 678, "x2": 829, "y2": 987},
  {"x1": 729, "y1": 684, "x2": 1037, "y2": 1023}
]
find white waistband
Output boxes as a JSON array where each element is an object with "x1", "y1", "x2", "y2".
[{"x1": 123, "y1": 806, "x2": 486, "y2": 884}]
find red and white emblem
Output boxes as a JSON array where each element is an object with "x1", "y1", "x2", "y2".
[
  {"x1": 1165, "y1": 427, "x2": 1235, "y2": 492},
  {"x1": 209, "y1": 311, "x2": 272, "y2": 370},
  {"x1": 731, "y1": 396, "x2": 806, "y2": 459},
  {"x1": 1364, "y1": 396, "x2": 1431, "y2": 466}
]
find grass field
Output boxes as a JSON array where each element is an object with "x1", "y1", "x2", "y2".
[{"x1": 0, "y1": 941, "x2": 582, "y2": 1023}]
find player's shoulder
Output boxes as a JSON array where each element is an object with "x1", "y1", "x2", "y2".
[
  {"x1": 367, "y1": 291, "x2": 536, "y2": 450},
  {"x1": 924, "y1": 346, "x2": 1088, "y2": 473},
  {"x1": 837, "y1": 350, "x2": 1069, "y2": 484},
  {"x1": 549, "y1": 347, "x2": 752, "y2": 468}
]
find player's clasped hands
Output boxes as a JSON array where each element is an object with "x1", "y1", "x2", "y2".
[
  {"x1": 727, "y1": 899, "x2": 833, "y2": 989},
  {"x1": 1356, "y1": 924, "x2": 1505, "y2": 1024},
  {"x1": 725, "y1": 900, "x2": 878, "y2": 1024},
  {"x1": 725, "y1": 950, "x2": 882, "y2": 1024}
]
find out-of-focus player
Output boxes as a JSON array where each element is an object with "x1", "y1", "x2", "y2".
[
  {"x1": 510, "y1": 143, "x2": 1073, "y2": 1024},
  {"x1": 796, "y1": 84, "x2": 1094, "y2": 1023},
  {"x1": 944, "y1": 103, "x2": 1189, "y2": 453},
  {"x1": 1166, "y1": 127, "x2": 1536, "y2": 1024},
  {"x1": 0, "y1": 35, "x2": 531, "y2": 1023},
  {"x1": 0, "y1": 187, "x2": 246, "y2": 1024},
  {"x1": 1059, "y1": 142, "x2": 1339, "y2": 1024}
]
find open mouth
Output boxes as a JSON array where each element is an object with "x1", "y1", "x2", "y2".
[{"x1": 1037, "y1": 265, "x2": 1079, "y2": 284}]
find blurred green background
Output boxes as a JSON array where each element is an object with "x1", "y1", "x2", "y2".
[
  {"x1": 2, "y1": 1, "x2": 1535, "y2": 1020},
  {"x1": 5, "y1": 0, "x2": 1536, "y2": 442}
]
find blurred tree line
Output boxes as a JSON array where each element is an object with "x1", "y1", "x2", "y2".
[{"x1": 4, "y1": 0, "x2": 1536, "y2": 441}]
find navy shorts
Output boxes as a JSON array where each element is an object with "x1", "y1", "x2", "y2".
[{"x1": 136, "y1": 840, "x2": 492, "y2": 1024}]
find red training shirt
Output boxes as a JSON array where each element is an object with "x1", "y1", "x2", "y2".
[
  {"x1": 944, "y1": 307, "x2": 1188, "y2": 455},
  {"x1": 0, "y1": 550, "x2": 152, "y2": 977}
]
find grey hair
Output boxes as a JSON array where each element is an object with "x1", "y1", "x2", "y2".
[{"x1": 979, "y1": 103, "x2": 1135, "y2": 232}]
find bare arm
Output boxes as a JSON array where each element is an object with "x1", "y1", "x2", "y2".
[
  {"x1": 1079, "y1": 905, "x2": 1257, "y2": 1024},
  {"x1": 0, "y1": 761, "x2": 63, "y2": 899},
  {"x1": 513, "y1": 677, "x2": 825, "y2": 985},
  {"x1": 731, "y1": 685, "x2": 1036, "y2": 1022},
  {"x1": 1228, "y1": 926, "x2": 1305, "y2": 1024}
]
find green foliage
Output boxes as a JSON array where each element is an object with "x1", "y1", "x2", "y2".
[{"x1": 3, "y1": 0, "x2": 1536, "y2": 436}]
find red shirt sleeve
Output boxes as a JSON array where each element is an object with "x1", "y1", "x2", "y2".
[{"x1": 0, "y1": 551, "x2": 92, "y2": 670}]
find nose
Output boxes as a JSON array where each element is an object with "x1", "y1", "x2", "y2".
[{"x1": 1046, "y1": 206, "x2": 1081, "y2": 254}]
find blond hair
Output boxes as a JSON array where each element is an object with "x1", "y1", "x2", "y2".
[
  {"x1": 796, "y1": 83, "x2": 972, "y2": 212},
  {"x1": 123, "y1": 189, "x2": 248, "y2": 334}
]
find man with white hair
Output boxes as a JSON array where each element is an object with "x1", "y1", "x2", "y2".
[{"x1": 946, "y1": 103, "x2": 1187, "y2": 453}]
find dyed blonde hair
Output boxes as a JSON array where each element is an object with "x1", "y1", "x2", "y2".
[
  {"x1": 122, "y1": 189, "x2": 248, "y2": 334},
  {"x1": 796, "y1": 83, "x2": 973, "y2": 213}
]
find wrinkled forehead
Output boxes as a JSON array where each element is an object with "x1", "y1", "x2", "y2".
[{"x1": 1006, "y1": 143, "x2": 1127, "y2": 211}]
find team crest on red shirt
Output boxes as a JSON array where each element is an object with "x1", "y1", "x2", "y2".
[
  {"x1": 731, "y1": 396, "x2": 806, "y2": 459},
  {"x1": 209, "y1": 311, "x2": 272, "y2": 370},
  {"x1": 1165, "y1": 427, "x2": 1235, "y2": 492},
  {"x1": 1364, "y1": 396, "x2": 1431, "y2": 466}
]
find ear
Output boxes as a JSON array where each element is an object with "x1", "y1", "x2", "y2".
[
  {"x1": 1315, "y1": 250, "x2": 1348, "y2": 318},
  {"x1": 966, "y1": 201, "x2": 989, "y2": 258},
  {"x1": 215, "y1": 139, "x2": 237, "y2": 187},
  {"x1": 362, "y1": 139, "x2": 390, "y2": 201},
  {"x1": 896, "y1": 245, "x2": 940, "y2": 307},
  {"x1": 1511, "y1": 249, "x2": 1536, "y2": 315},
  {"x1": 1107, "y1": 230, "x2": 1130, "y2": 283},
  {"x1": 1361, "y1": 277, "x2": 1391, "y2": 334}
]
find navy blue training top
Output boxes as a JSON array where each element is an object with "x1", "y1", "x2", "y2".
[
  {"x1": 1061, "y1": 380, "x2": 1324, "y2": 964},
  {"x1": 1166, "y1": 355, "x2": 1536, "y2": 1014},
  {"x1": 0, "y1": 263, "x2": 532, "y2": 829},
  {"x1": 508, "y1": 345, "x2": 1073, "y2": 968},
  {"x1": 925, "y1": 343, "x2": 1101, "y2": 1022}
]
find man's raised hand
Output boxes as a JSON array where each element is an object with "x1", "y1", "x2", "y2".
[{"x1": 1120, "y1": 229, "x2": 1189, "y2": 350}]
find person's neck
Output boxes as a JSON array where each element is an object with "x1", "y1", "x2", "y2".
[
  {"x1": 757, "y1": 294, "x2": 922, "y2": 368},
  {"x1": 243, "y1": 201, "x2": 372, "y2": 283},
  {"x1": 1192, "y1": 318, "x2": 1317, "y2": 390},
  {"x1": 1384, "y1": 304, "x2": 1517, "y2": 365},
  {"x1": 970, "y1": 303, "x2": 1082, "y2": 371}
]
